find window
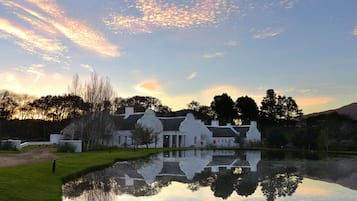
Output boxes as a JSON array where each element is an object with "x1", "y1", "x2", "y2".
[{"x1": 118, "y1": 136, "x2": 121, "y2": 144}]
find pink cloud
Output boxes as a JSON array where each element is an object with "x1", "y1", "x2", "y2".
[
  {"x1": 104, "y1": 0, "x2": 230, "y2": 34},
  {"x1": 0, "y1": 0, "x2": 119, "y2": 59},
  {"x1": 135, "y1": 80, "x2": 162, "y2": 95}
]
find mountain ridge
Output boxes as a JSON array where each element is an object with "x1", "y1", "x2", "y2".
[{"x1": 305, "y1": 103, "x2": 357, "y2": 120}]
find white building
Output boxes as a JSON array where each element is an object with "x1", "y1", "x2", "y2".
[{"x1": 62, "y1": 107, "x2": 261, "y2": 148}]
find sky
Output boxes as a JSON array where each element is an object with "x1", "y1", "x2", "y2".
[{"x1": 0, "y1": 0, "x2": 357, "y2": 114}]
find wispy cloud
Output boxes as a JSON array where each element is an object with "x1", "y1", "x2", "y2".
[
  {"x1": 135, "y1": 80, "x2": 162, "y2": 95},
  {"x1": 0, "y1": 0, "x2": 119, "y2": 60},
  {"x1": 224, "y1": 40, "x2": 238, "y2": 46},
  {"x1": 104, "y1": 0, "x2": 233, "y2": 34},
  {"x1": 186, "y1": 72, "x2": 197, "y2": 80},
  {"x1": 202, "y1": 52, "x2": 224, "y2": 59},
  {"x1": 279, "y1": 0, "x2": 297, "y2": 9},
  {"x1": 0, "y1": 18, "x2": 65, "y2": 62},
  {"x1": 14, "y1": 64, "x2": 45, "y2": 82},
  {"x1": 353, "y1": 26, "x2": 357, "y2": 36},
  {"x1": 253, "y1": 27, "x2": 284, "y2": 39},
  {"x1": 80, "y1": 64, "x2": 94, "y2": 72}
]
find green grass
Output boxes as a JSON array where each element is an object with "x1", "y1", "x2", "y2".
[{"x1": 0, "y1": 148, "x2": 165, "y2": 201}]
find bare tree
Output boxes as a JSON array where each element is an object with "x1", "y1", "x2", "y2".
[
  {"x1": 83, "y1": 72, "x2": 116, "y2": 112},
  {"x1": 68, "y1": 73, "x2": 81, "y2": 96}
]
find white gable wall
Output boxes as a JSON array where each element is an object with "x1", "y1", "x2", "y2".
[
  {"x1": 179, "y1": 113, "x2": 203, "y2": 147},
  {"x1": 137, "y1": 109, "x2": 164, "y2": 148},
  {"x1": 245, "y1": 121, "x2": 261, "y2": 143}
]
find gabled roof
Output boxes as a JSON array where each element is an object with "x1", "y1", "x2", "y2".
[
  {"x1": 232, "y1": 127, "x2": 249, "y2": 136},
  {"x1": 158, "y1": 161, "x2": 186, "y2": 176},
  {"x1": 159, "y1": 117, "x2": 185, "y2": 131},
  {"x1": 208, "y1": 127, "x2": 237, "y2": 138},
  {"x1": 111, "y1": 113, "x2": 144, "y2": 130},
  {"x1": 207, "y1": 155, "x2": 237, "y2": 166}
]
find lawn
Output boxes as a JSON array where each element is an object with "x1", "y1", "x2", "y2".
[{"x1": 0, "y1": 148, "x2": 164, "y2": 201}]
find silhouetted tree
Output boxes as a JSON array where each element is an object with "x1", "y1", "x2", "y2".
[
  {"x1": 0, "y1": 90, "x2": 18, "y2": 120},
  {"x1": 211, "y1": 93, "x2": 236, "y2": 125},
  {"x1": 260, "y1": 89, "x2": 302, "y2": 127},
  {"x1": 235, "y1": 96, "x2": 259, "y2": 124},
  {"x1": 113, "y1": 96, "x2": 171, "y2": 114},
  {"x1": 187, "y1": 100, "x2": 200, "y2": 111}
]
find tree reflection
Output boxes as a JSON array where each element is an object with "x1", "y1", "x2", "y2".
[
  {"x1": 210, "y1": 170, "x2": 237, "y2": 199},
  {"x1": 236, "y1": 172, "x2": 259, "y2": 197},
  {"x1": 260, "y1": 167, "x2": 303, "y2": 201},
  {"x1": 63, "y1": 151, "x2": 305, "y2": 201}
]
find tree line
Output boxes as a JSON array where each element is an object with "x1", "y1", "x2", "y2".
[{"x1": 1, "y1": 72, "x2": 356, "y2": 151}]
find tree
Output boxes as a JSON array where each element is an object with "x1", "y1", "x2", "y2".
[
  {"x1": 113, "y1": 96, "x2": 171, "y2": 114},
  {"x1": 131, "y1": 124, "x2": 154, "y2": 149},
  {"x1": 82, "y1": 72, "x2": 116, "y2": 112},
  {"x1": 235, "y1": 96, "x2": 259, "y2": 125},
  {"x1": 0, "y1": 90, "x2": 18, "y2": 120},
  {"x1": 187, "y1": 100, "x2": 200, "y2": 111},
  {"x1": 211, "y1": 93, "x2": 236, "y2": 125},
  {"x1": 260, "y1": 89, "x2": 302, "y2": 126},
  {"x1": 260, "y1": 89, "x2": 278, "y2": 123}
]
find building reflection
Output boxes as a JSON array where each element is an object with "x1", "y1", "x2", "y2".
[{"x1": 63, "y1": 150, "x2": 303, "y2": 201}]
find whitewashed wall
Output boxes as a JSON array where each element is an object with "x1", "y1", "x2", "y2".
[{"x1": 245, "y1": 121, "x2": 261, "y2": 143}]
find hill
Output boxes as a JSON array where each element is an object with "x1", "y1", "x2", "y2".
[{"x1": 306, "y1": 103, "x2": 357, "y2": 120}]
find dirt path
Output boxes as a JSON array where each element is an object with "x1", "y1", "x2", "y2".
[{"x1": 0, "y1": 147, "x2": 58, "y2": 168}]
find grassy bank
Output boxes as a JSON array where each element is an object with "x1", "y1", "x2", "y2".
[{"x1": 0, "y1": 148, "x2": 164, "y2": 201}]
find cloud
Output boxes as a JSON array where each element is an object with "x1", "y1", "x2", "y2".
[
  {"x1": 14, "y1": 64, "x2": 45, "y2": 82},
  {"x1": 0, "y1": 18, "x2": 65, "y2": 62},
  {"x1": 186, "y1": 72, "x2": 197, "y2": 80},
  {"x1": 295, "y1": 96, "x2": 333, "y2": 107},
  {"x1": 253, "y1": 27, "x2": 284, "y2": 39},
  {"x1": 135, "y1": 80, "x2": 162, "y2": 95},
  {"x1": 201, "y1": 85, "x2": 243, "y2": 102},
  {"x1": 279, "y1": 0, "x2": 297, "y2": 9},
  {"x1": 104, "y1": 0, "x2": 233, "y2": 34},
  {"x1": 202, "y1": 52, "x2": 224, "y2": 59},
  {"x1": 224, "y1": 40, "x2": 238, "y2": 46},
  {"x1": 353, "y1": 26, "x2": 357, "y2": 36},
  {"x1": 0, "y1": 68, "x2": 71, "y2": 96},
  {"x1": 0, "y1": 0, "x2": 119, "y2": 59},
  {"x1": 80, "y1": 64, "x2": 94, "y2": 72}
]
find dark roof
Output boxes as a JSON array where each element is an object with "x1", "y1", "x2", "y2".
[
  {"x1": 232, "y1": 160, "x2": 250, "y2": 167},
  {"x1": 158, "y1": 162, "x2": 186, "y2": 176},
  {"x1": 208, "y1": 127, "x2": 237, "y2": 138},
  {"x1": 111, "y1": 113, "x2": 144, "y2": 130},
  {"x1": 207, "y1": 156, "x2": 237, "y2": 166},
  {"x1": 159, "y1": 117, "x2": 185, "y2": 131},
  {"x1": 232, "y1": 127, "x2": 249, "y2": 137}
]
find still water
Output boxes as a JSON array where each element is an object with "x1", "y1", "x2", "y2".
[{"x1": 63, "y1": 150, "x2": 357, "y2": 201}]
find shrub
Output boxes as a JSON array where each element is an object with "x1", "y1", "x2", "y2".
[
  {"x1": 0, "y1": 141, "x2": 17, "y2": 151},
  {"x1": 57, "y1": 143, "x2": 76, "y2": 153}
]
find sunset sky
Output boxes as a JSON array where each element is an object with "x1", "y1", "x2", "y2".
[{"x1": 0, "y1": 0, "x2": 356, "y2": 114}]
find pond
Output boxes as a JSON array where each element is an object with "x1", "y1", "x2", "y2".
[{"x1": 63, "y1": 150, "x2": 357, "y2": 201}]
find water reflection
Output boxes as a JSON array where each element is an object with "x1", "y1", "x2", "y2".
[{"x1": 63, "y1": 150, "x2": 357, "y2": 201}]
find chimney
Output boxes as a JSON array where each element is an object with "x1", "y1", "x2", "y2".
[
  {"x1": 211, "y1": 120, "x2": 219, "y2": 127},
  {"x1": 125, "y1": 107, "x2": 134, "y2": 118},
  {"x1": 250, "y1": 121, "x2": 257, "y2": 127}
]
